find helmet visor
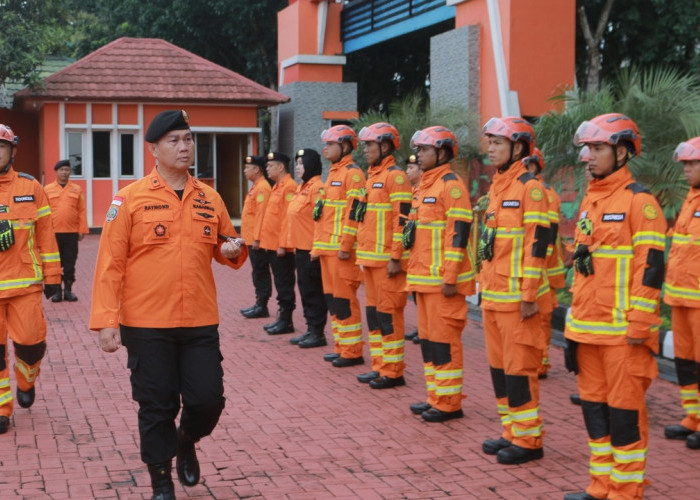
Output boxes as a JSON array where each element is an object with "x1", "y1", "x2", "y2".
[{"x1": 673, "y1": 141, "x2": 700, "y2": 162}]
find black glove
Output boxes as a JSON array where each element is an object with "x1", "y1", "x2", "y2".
[
  {"x1": 564, "y1": 338, "x2": 579, "y2": 374},
  {"x1": 312, "y1": 199, "x2": 324, "y2": 221},
  {"x1": 0, "y1": 219, "x2": 14, "y2": 251},
  {"x1": 354, "y1": 200, "x2": 367, "y2": 223},
  {"x1": 572, "y1": 244, "x2": 594, "y2": 277},
  {"x1": 43, "y1": 284, "x2": 61, "y2": 300},
  {"x1": 402, "y1": 220, "x2": 416, "y2": 250},
  {"x1": 479, "y1": 227, "x2": 496, "y2": 262}
]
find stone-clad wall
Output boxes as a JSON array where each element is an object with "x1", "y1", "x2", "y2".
[{"x1": 430, "y1": 25, "x2": 480, "y2": 114}]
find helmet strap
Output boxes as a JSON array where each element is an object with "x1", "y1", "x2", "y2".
[
  {"x1": 498, "y1": 142, "x2": 517, "y2": 173},
  {"x1": 0, "y1": 146, "x2": 13, "y2": 174}
]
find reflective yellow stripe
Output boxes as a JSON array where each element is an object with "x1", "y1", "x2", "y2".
[
  {"x1": 435, "y1": 385, "x2": 462, "y2": 395},
  {"x1": 383, "y1": 340, "x2": 404, "y2": 350},
  {"x1": 356, "y1": 251, "x2": 390, "y2": 262},
  {"x1": 0, "y1": 390, "x2": 12, "y2": 406},
  {"x1": 389, "y1": 193, "x2": 412, "y2": 202},
  {"x1": 366, "y1": 203, "x2": 392, "y2": 211},
  {"x1": 590, "y1": 462, "x2": 613, "y2": 475},
  {"x1": 665, "y1": 283, "x2": 700, "y2": 301},
  {"x1": 41, "y1": 252, "x2": 60, "y2": 263},
  {"x1": 383, "y1": 354, "x2": 405, "y2": 363},
  {"x1": 337, "y1": 323, "x2": 362, "y2": 333},
  {"x1": 610, "y1": 468, "x2": 645, "y2": 484},
  {"x1": 0, "y1": 378, "x2": 9, "y2": 389},
  {"x1": 630, "y1": 296, "x2": 657, "y2": 313},
  {"x1": 592, "y1": 245, "x2": 633, "y2": 258},
  {"x1": 416, "y1": 221, "x2": 447, "y2": 229},
  {"x1": 512, "y1": 424, "x2": 542, "y2": 437},
  {"x1": 312, "y1": 241, "x2": 340, "y2": 251},
  {"x1": 346, "y1": 189, "x2": 363, "y2": 197},
  {"x1": 511, "y1": 408, "x2": 539, "y2": 422},
  {"x1": 424, "y1": 366, "x2": 435, "y2": 376},
  {"x1": 589, "y1": 441, "x2": 612, "y2": 455},
  {"x1": 325, "y1": 200, "x2": 345, "y2": 207},
  {"x1": 566, "y1": 315, "x2": 628, "y2": 336},
  {"x1": 446, "y1": 207, "x2": 473, "y2": 218},
  {"x1": 632, "y1": 231, "x2": 665, "y2": 247},
  {"x1": 612, "y1": 447, "x2": 646, "y2": 463},
  {"x1": 16, "y1": 360, "x2": 40, "y2": 383},
  {"x1": 523, "y1": 212, "x2": 549, "y2": 225},
  {"x1": 342, "y1": 226, "x2": 357, "y2": 236},
  {"x1": 338, "y1": 335, "x2": 362, "y2": 345},
  {"x1": 481, "y1": 290, "x2": 522, "y2": 303},
  {"x1": 434, "y1": 369, "x2": 463, "y2": 379},
  {"x1": 37, "y1": 205, "x2": 52, "y2": 217},
  {"x1": 523, "y1": 267, "x2": 541, "y2": 279},
  {"x1": 444, "y1": 250, "x2": 464, "y2": 262}
]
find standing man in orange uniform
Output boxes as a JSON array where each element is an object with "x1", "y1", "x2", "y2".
[
  {"x1": 405, "y1": 126, "x2": 475, "y2": 422},
  {"x1": 0, "y1": 124, "x2": 61, "y2": 435},
  {"x1": 353, "y1": 123, "x2": 412, "y2": 388},
  {"x1": 663, "y1": 136, "x2": 700, "y2": 450},
  {"x1": 479, "y1": 117, "x2": 551, "y2": 465},
  {"x1": 286, "y1": 148, "x2": 328, "y2": 348},
  {"x1": 257, "y1": 152, "x2": 298, "y2": 335},
  {"x1": 522, "y1": 148, "x2": 565, "y2": 378},
  {"x1": 44, "y1": 159, "x2": 89, "y2": 302},
  {"x1": 90, "y1": 110, "x2": 247, "y2": 500},
  {"x1": 564, "y1": 113, "x2": 665, "y2": 500},
  {"x1": 311, "y1": 125, "x2": 366, "y2": 367},
  {"x1": 239, "y1": 155, "x2": 272, "y2": 319}
]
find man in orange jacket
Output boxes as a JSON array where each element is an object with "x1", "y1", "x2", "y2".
[
  {"x1": 663, "y1": 136, "x2": 700, "y2": 450},
  {"x1": 0, "y1": 123, "x2": 61, "y2": 435},
  {"x1": 479, "y1": 117, "x2": 551, "y2": 465},
  {"x1": 406, "y1": 126, "x2": 475, "y2": 422},
  {"x1": 353, "y1": 123, "x2": 412, "y2": 388},
  {"x1": 285, "y1": 148, "x2": 328, "y2": 348},
  {"x1": 522, "y1": 148, "x2": 565, "y2": 378},
  {"x1": 90, "y1": 110, "x2": 247, "y2": 500},
  {"x1": 257, "y1": 152, "x2": 298, "y2": 335},
  {"x1": 44, "y1": 159, "x2": 89, "y2": 302},
  {"x1": 312, "y1": 125, "x2": 366, "y2": 367},
  {"x1": 240, "y1": 155, "x2": 272, "y2": 319},
  {"x1": 564, "y1": 113, "x2": 665, "y2": 500}
]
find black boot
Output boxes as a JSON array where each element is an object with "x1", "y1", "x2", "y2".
[
  {"x1": 148, "y1": 462, "x2": 175, "y2": 500},
  {"x1": 290, "y1": 331, "x2": 311, "y2": 345},
  {"x1": 298, "y1": 328, "x2": 327, "y2": 348},
  {"x1": 242, "y1": 303, "x2": 269, "y2": 319},
  {"x1": 176, "y1": 427, "x2": 200, "y2": 486},
  {"x1": 63, "y1": 281, "x2": 78, "y2": 302},
  {"x1": 265, "y1": 309, "x2": 295, "y2": 335},
  {"x1": 51, "y1": 285, "x2": 63, "y2": 302},
  {"x1": 17, "y1": 387, "x2": 35, "y2": 408},
  {"x1": 0, "y1": 416, "x2": 9, "y2": 434},
  {"x1": 496, "y1": 444, "x2": 543, "y2": 464}
]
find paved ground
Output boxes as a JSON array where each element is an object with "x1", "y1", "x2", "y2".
[{"x1": 0, "y1": 234, "x2": 697, "y2": 499}]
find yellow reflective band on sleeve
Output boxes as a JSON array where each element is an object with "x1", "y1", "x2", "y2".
[
  {"x1": 548, "y1": 210, "x2": 560, "y2": 223},
  {"x1": 392, "y1": 233, "x2": 403, "y2": 242},
  {"x1": 389, "y1": 192, "x2": 412, "y2": 202},
  {"x1": 41, "y1": 252, "x2": 61, "y2": 263},
  {"x1": 548, "y1": 264, "x2": 565, "y2": 276},
  {"x1": 346, "y1": 189, "x2": 363, "y2": 198},
  {"x1": 632, "y1": 231, "x2": 666, "y2": 248},
  {"x1": 446, "y1": 207, "x2": 473, "y2": 219},
  {"x1": 366, "y1": 202, "x2": 392, "y2": 211},
  {"x1": 444, "y1": 250, "x2": 464, "y2": 262},
  {"x1": 664, "y1": 283, "x2": 700, "y2": 301},
  {"x1": 37, "y1": 205, "x2": 52, "y2": 218},
  {"x1": 342, "y1": 226, "x2": 357, "y2": 236},
  {"x1": 630, "y1": 296, "x2": 657, "y2": 313},
  {"x1": 523, "y1": 212, "x2": 549, "y2": 225},
  {"x1": 523, "y1": 267, "x2": 541, "y2": 279}
]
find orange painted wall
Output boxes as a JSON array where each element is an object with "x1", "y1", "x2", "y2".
[
  {"x1": 284, "y1": 64, "x2": 343, "y2": 83},
  {"x1": 0, "y1": 108, "x2": 40, "y2": 179},
  {"x1": 92, "y1": 103, "x2": 112, "y2": 124},
  {"x1": 91, "y1": 180, "x2": 113, "y2": 226},
  {"x1": 118, "y1": 104, "x2": 138, "y2": 124},
  {"x1": 65, "y1": 103, "x2": 86, "y2": 124},
  {"x1": 40, "y1": 104, "x2": 61, "y2": 183}
]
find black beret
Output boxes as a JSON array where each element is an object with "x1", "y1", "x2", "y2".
[
  {"x1": 245, "y1": 155, "x2": 266, "y2": 169},
  {"x1": 295, "y1": 148, "x2": 322, "y2": 182},
  {"x1": 54, "y1": 159, "x2": 71, "y2": 171},
  {"x1": 266, "y1": 151, "x2": 290, "y2": 167},
  {"x1": 145, "y1": 110, "x2": 190, "y2": 143}
]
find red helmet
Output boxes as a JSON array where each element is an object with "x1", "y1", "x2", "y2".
[
  {"x1": 577, "y1": 145, "x2": 591, "y2": 163},
  {"x1": 320, "y1": 125, "x2": 357, "y2": 149},
  {"x1": 524, "y1": 147, "x2": 544, "y2": 172},
  {"x1": 410, "y1": 126, "x2": 458, "y2": 158},
  {"x1": 0, "y1": 124, "x2": 19, "y2": 146},
  {"x1": 673, "y1": 137, "x2": 700, "y2": 162},
  {"x1": 358, "y1": 122, "x2": 400, "y2": 150},
  {"x1": 573, "y1": 113, "x2": 641, "y2": 156},
  {"x1": 482, "y1": 116, "x2": 535, "y2": 154}
]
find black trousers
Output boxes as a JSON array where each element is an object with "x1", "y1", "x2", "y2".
[
  {"x1": 294, "y1": 250, "x2": 327, "y2": 330},
  {"x1": 121, "y1": 325, "x2": 225, "y2": 465},
  {"x1": 248, "y1": 246, "x2": 272, "y2": 305},
  {"x1": 267, "y1": 249, "x2": 296, "y2": 311},
  {"x1": 55, "y1": 232, "x2": 79, "y2": 283}
]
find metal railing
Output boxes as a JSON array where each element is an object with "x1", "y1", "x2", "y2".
[{"x1": 341, "y1": 0, "x2": 446, "y2": 42}]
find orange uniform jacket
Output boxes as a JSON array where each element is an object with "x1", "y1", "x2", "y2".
[
  {"x1": 406, "y1": 164, "x2": 476, "y2": 296},
  {"x1": 89, "y1": 168, "x2": 247, "y2": 330},
  {"x1": 257, "y1": 173, "x2": 297, "y2": 251},
  {"x1": 480, "y1": 161, "x2": 551, "y2": 310},
  {"x1": 311, "y1": 155, "x2": 366, "y2": 255},
  {"x1": 44, "y1": 180, "x2": 89, "y2": 234},
  {"x1": 565, "y1": 166, "x2": 665, "y2": 348},
  {"x1": 354, "y1": 156, "x2": 412, "y2": 266},
  {"x1": 0, "y1": 168, "x2": 61, "y2": 298},
  {"x1": 240, "y1": 177, "x2": 271, "y2": 244},
  {"x1": 283, "y1": 175, "x2": 322, "y2": 250},
  {"x1": 543, "y1": 183, "x2": 565, "y2": 290},
  {"x1": 664, "y1": 186, "x2": 700, "y2": 308}
]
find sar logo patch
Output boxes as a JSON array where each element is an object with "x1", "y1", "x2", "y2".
[
  {"x1": 105, "y1": 206, "x2": 118, "y2": 222},
  {"x1": 577, "y1": 217, "x2": 593, "y2": 235},
  {"x1": 352, "y1": 174, "x2": 361, "y2": 183},
  {"x1": 530, "y1": 188, "x2": 544, "y2": 202},
  {"x1": 450, "y1": 187, "x2": 462, "y2": 199},
  {"x1": 395, "y1": 175, "x2": 406, "y2": 185},
  {"x1": 643, "y1": 203, "x2": 658, "y2": 220},
  {"x1": 256, "y1": 194, "x2": 264, "y2": 202},
  {"x1": 285, "y1": 193, "x2": 295, "y2": 202}
]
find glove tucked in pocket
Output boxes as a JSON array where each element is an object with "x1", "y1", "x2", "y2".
[
  {"x1": 478, "y1": 227, "x2": 496, "y2": 262},
  {"x1": 312, "y1": 199, "x2": 324, "y2": 221},
  {"x1": 402, "y1": 220, "x2": 416, "y2": 250},
  {"x1": 572, "y1": 244, "x2": 594, "y2": 276},
  {"x1": 0, "y1": 219, "x2": 15, "y2": 251}
]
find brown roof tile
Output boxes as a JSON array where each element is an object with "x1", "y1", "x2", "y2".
[{"x1": 14, "y1": 37, "x2": 288, "y2": 106}]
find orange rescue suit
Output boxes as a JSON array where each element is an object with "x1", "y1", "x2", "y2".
[
  {"x1": 664, "y1": 186, "x2": 700, "y2": 435},
  {"x1": 44, "y1": 180, "x2": 89, "y2": 234},
  {"x1": 406, "y1": 163, "x2": 475, "y2": 412},
  {"x1": 283, "y1": 175, "x2": 323, "y2": 250},
  {"x1": 479, "y1": 160, "x2": 550, "y2": 450},
  {"x1": 258, "y1": 173, "x2": 297, "y2": 252},
  {"x1": 240, "y1": 177, "x2": 271, "y2": 244},
  {"x1": 89, "y1": 168, "x2": 247, "y2": 331},
  {"x1": 565, "y1": 166, "x2": 665, "y2": 500}
]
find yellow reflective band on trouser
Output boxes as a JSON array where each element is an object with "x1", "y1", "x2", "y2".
[
  {"x1": 0, "y1": 389, "x2": 12, "y2": 406},
  {"x1": 497, "y1": 403, "x2": 511, "y2": 426},
  {"x1": 0, "y1": 378, "x2": 9, "y2": 389},
  {"x1": 612, "y1": 447, "x2": 647, "y2": 464},
  {"x1": 511, "y1": 424, "x2": 543, "y2": 437},
  {"x1": 383, "y1": 354, "x2": 405, "y2": 363},
  {"x1": 610, "y1": 468, "x2": 645, "y2": 484},
  {"x1": 510, "y1": 408, "x2": 540, "y2": 423},
  {"x1": 589, "y1": 441, "x2": 612, "y2": 456},
  {"x1": 15, "y1": 360, "x2": 40, "y2": 383},
  {"x1": 590, "y1": 462, "x2": 614, "y2": 476},
  {"x1": 434, "y1": 369, "x2": 462, "y2": 380},
  {"x1": 435, "y1": 385, "x2": 462, "y2": 396},
  {"x1": 338, "y1": 335, "x2": 362, "y2": 345},
  {"x1": 383, "y1": 340, "x2": 404, "y2": 350}
]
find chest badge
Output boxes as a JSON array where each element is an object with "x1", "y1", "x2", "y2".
[{"x1": 154, "y1": 224, "x2": 167, "y2": 237}]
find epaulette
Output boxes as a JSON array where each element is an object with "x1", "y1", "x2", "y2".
[
  {"x1": 346, "y1": 163, "x2": 359, "y2": 170},
  {"x1": 388, "y1": 165, "x2": 402, "y2": 171},
  {"x1": 543, "y1": 182, "x2": 550, "y2": 189},
  {"x1": 517, "y1": 172, "x2": 536, "y2": 184},
  {"x1": 18, "y1": 172, "x2": 35, "y2": 181},
  {"x1": 625, "y1": 182, "x2": 651, "y2": 194},
  {"x1": 442, "y1": 172, "x2": 458, "y2": 182}
]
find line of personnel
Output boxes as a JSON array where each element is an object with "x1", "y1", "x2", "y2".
[{"x1": 238, "y1": 115, "x2": 700, "y2": 500}]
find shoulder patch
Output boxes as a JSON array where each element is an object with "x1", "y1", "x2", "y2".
[
  {"x1": 18, "y1": 172, "x2": 35, "y2": 181},
  {"x1": 285, "y1": 192, "x2": 295, "y2": 202},
  {"x1": 352, "y1": 174, "x2": 361, "y2": 183},
  {"x1": 517, "y1": 172, "x2": 536, "y2": 184},
  {"x1": 442, "y1": 173, "x2": 458, "y2": 182},
  {"x1": 105, "y1": 206, "x2": 119, "y2": 222},
  {"x1": 395, "y1": 174, "x2": 406, "y2": 185},
  {"x1": 626, "y1": 182, "x2": 651, "y2": 194},
  {"x1": 256, "y1": 193, "x2": 265, "y2": 202},
  {"x1": 530, "y1": 187, "x2": 544, "y2": 202},
  {"x1": 642, "y1": 203, "x2": 658, "y2": 220},
  {"x1": 449, "y1": 186, "x2": 462, "y2": 199}
]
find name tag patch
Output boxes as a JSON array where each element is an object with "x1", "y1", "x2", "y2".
[
  {"x1": 331, "y1": 181, "x2": 342, "y2": 186},
  {"x1": 372, "y1": 182, "x2": 384, "y2": 188},
  {"x1": 694, "y1": 211, "x2": 700, "y2": 218},
  {"x1": 423, "y1": 197, "x2": 437, "y2": 204},
  {"x1": 502, "y1": 200, "x2": 520, "y2": 208},
  {"x1": 602, "y1": 213, "x2": 625, "y2": 222},
  {"x1": 14, "y1": 195, "x2": 34, "y2": 203}
]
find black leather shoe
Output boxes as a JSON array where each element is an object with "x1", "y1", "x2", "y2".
[
  {"x1": 176, "y1": 428, "x2": 200, "y2": 486},
  {"x1": 240, "y1": 304, "x2": 255, "y2": 315},
  {"x1": 370, "y1": 375, "x2": 406, "y2": 389},
  {"x1": 151, "y1": 487, "x2": 175, "y2": 500},
  {"x1": 482, "y1": 437, "x2": 511, "y2": 455},
  {"x1": 405, "y1": 329, "x2": 418, "y2": 341},
  {"x1": 243, "y1": 304, "x2": 269, "y2": 319},
  {"x1": 563, "y1": 492, "x2": 602, "y2": 500},
  {"x1": 412, "y1": 335, "x2": 421, "y2": 344},
  {"x1": 63, "y1": 289, "x2": 78, "y2": 302},
  {"x1": 323, "y1": 352, "x2": 340, "y2": 362},
  {"x1": 570, "y1": 393, "x2": 582, "y2": 406},
  {"x1": 687, "y1": 431, "x2": 700, "y2": 449},
  {"x1": 298, "y1": 333, "x2": 327, "y2": 348},
  {"x1": 665, "y1": 424, "x2": 694, "y2": 440},
  {"x1": 0, "y1": 416, "x2": 9, "y2": 434},
  {"x1": 17, "y1": 387, "x2": 35, "y2": 408},
  {"x1": 357, "y1": 371, "x2": 380, "y2": 383},
  {"x1": 51, "y1": 289, "x2": 62, "y2": 302},
  {"x1": 148, "y1": 463, "x2": 175, "y2": 500},
  {"x1": 332, "y1": 356, "x2": 364, "y2": 367},
  {"x1": 290, "y1": 331, "x2": 311, "y2": 345},
  {"x1": 410, "y1": 401, "x2": 431, "y2": 415},
  {"x1": 496, "y1": 444, "x2": 543, "y2": 464},
  {"x1": 421, "y1": 408, "x2": 463, "y2": 422},
  {"x1": 266, "y1": 319, "x2": 295, "y2": 335}
]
